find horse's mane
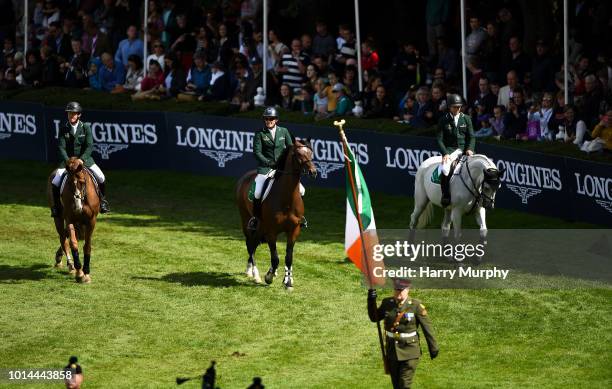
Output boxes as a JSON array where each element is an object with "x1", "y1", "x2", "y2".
[
  {"x1": 470, "y1": 154, "x2": 497, "y2": 170},
  {"x1": 275, "y1": 140, "x2": 306, "y2": 169},
  {"x1": 276, "y1": 145, "x2": 292, "y2": 169}
]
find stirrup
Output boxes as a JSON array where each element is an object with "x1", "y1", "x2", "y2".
[
  {"x1": 100, "y1": 200, "x2": 110, "y2": 214},
  {"x1": 247, "y1": 217, "x2": 259, "y2": 231},
  {"x1": 50, "y1": 206, "x2": 61, "y2": 218}
]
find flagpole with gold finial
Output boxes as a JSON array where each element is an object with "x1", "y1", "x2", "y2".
[{"x1": 334, "y1": 119, "x2": 388, "y2": 374}]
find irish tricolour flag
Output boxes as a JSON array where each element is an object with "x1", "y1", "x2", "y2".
[{"x1": 343, "y1": 138, "x2": 381, "y2": 284}]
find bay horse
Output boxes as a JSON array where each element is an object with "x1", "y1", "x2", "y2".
[
  {"x1": 46, "y1": 157, "x2": 100, "y2": 283},
  {"x1": 409, "y1": 154, "x2": 504, "y2": 261},
  {"x1": 236, "y1": 139, "x2": 317, "y2": 289}
]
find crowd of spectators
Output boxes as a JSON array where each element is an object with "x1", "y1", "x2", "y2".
[{"x1": 1, "y1": 0, "x2": 611, "y2": 153}]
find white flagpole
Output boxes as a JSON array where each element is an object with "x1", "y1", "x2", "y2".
[
  {"x1": 563, "y1": 0, "x2": 568, "y2": 103},
  {"x1": 263, "y1": 0, "x2": 268, "y2": 97},
  {"x1": 460, "y1": 0, "x2": 467, "y2": 100},
  {"x1": 143, "y1": 0, "x2": 148, "y2": 77},
  {"x1": 23, "y1": 0, "x2": 28, "y2": 66},
  {"x1": 354, "y1": 0, "x2": 363, "y2": 92}
]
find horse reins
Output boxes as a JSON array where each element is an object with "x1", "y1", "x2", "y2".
[
  {"x1": 73, "y1": 169, "x2": 89, "y2": 201},
  {"x1": 275, "y1": 145, "x2": 314, "y2": 176},
  {"x1": 458, "y1": 156, "x2": 497, "y2": 213}
]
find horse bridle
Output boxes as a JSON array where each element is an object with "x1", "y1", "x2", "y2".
[
  {"x1": 72, "y1": 170, "x2": 88, "y2": 201},
  {"x1": 275, "y1": 145, "x2": 315, "y2": 176},
  {"x1": 458, "y1": 156, "x2": 497, "y2": 213}
]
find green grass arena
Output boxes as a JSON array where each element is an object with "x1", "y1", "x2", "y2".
[{"x1": 0, "y1": 160, "x2": 610, "y2": 388}]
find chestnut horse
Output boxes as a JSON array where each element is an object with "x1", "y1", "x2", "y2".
[
  {"x1": 236, "y1": 140, "x2": 317, "y2": 289},
  {"x1": 47, "y1": 157, "x2": 100, "y2": 283}
]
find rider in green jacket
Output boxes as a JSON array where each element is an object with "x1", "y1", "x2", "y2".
[
  {"x1": 50, "y1": 101, "x2": 110, "y2": 216},
  {"x1": 436, "y1": 94, "x2": 475, "y2": 206},
  {"x1": 248, "y1": 107, "x2": 306, "y2": 230}
]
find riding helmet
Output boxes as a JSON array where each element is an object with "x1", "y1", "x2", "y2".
[
  {"x1": 262, "y1": 106, "x2": 278, "y2": 119},
  {"x1": 446, "y1": 94, "x2": 464, "y2": 107},
  {"x1": 65, "y1": 101, "x2": 83, "y2": 113}
]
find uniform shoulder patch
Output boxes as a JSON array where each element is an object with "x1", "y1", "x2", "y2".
[{"x1": 419, "y1": 303, "x2": 428, "y2": 316}]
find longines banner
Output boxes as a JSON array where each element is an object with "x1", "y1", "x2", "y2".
[
  {"x1": 165, "y1": 112, "x2": 256, "y2": 176},
  {"x1": 45, "y1": 107, "x2": 167, "y2": 169},
  {"x1": 0, "y1": 102, "x2": 610, "y2": 226},
  {"x1": 478, "y1": 143, "x2": 568, "y2": 219},
  {"x1": 564, "y1": 158, "x2": 612, "y2": 223},
  {"x1": 0, "y1": 101, "x2": 46, "y2": 161}
]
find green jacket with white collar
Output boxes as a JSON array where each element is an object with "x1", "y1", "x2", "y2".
[
  {"x1": 436, "y1": 112, "x2": 475, "y2": 155},
  {"x1": 253, "y1": 125, "x2": 293, "y2": 174},
  {"x1": 57, "y1": 121, "x2": 96, "y2": 168}
]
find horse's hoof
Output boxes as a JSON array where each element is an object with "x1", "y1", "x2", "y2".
[
  {"x1": 283, "y1": 272, "x2": 294, "y2": 289},
  {"x1": 54, "y1": 261, "x2": 63, "y2": 268},
  {"x1": 75, "y1": 269, "x2": 84, "y2": 282},
  {"x1": 81, "y1": 274, "x2": 91, "y2": 284},
  {"x1": 252, "y1": 267, "x2": 262, "y2": 284},
  {"x1": 245, "y1": 263, "x2": 254, "y2": 278},
  {"x1": 264, "y1": 269, "x2": 276, "y2": 285}
]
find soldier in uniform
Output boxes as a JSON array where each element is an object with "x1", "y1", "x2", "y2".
[
  {"x1": 50, "y1": 101, "x2": 110, "y2": 216},
  {"x1": 247, "y1": 106, "x2": 306, "y2": 231},
  {"x1": 63, "y1": 355, "x2": 83, "y2": 389},
  {"x1": 368, "y1": 279, "x2": 439, "y2": 389},
  {"x1": 437, "y1": 94, "x2": 475, "y2": 206}
]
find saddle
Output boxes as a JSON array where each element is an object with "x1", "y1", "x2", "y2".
[
  {"x1": 431, "y1": 158, "x2": 462, "y2": 184},
  {"x1": 247, "y1": 175, "x2": 274, "y2": 203}
]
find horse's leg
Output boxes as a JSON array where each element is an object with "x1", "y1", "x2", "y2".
[
  {"x1": 81, "y1": 222, "x2": 94, "y2": 283},
  {"x1": 409, "y1": 173, "x2": 429, "y2": 230},
  {"x1": 63, "y1": 232, "x2": 74, "y2": 272},
  {"x1": 54, "y1": 246, "x2": 64, "y2": 267},
  {"x1": 450, "y1": 207, "x2": 463, "y2": 240},
  {"x1": 441, "y1": 208, "x2": 452, "y2": 244},
  {"x1": 409, "y1": 194, "x2": 429, "y2": 245},
  {"x1": 53, "y1": 217, "x2": 65, "y2": 267},
  {"x1": 264, "y1": 236, "x2": 280, "y2": 285},
  {"x1": 68, "y1": 224, "x2": 83, "y2": 282},
  {"x1": 474, "y1": 206, "x2": 487, "y2": 264},
  {"x1": 474, "y1": 206, "x2": 487, "y2": 243},
  {"x1": 450, "y1": 207, "x2": 464, "y2": 262},
  {"x1": 283, "y1": 228, "x2": 299, "y2": 290},
  {"x1": 245, "y1": 237, "x2": 261, "y2": 283}
]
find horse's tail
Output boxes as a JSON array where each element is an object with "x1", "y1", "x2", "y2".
[{"x1": 416, "y1": 201, "x2": 434, "y2": 229}]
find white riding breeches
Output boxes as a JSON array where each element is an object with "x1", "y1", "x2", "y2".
[
  {"x1": 52, "y1": 164, "x2": 105, "y2": 187},
  {"x1": 254, "y1": 171, "x2": 305, "y2": 199},
  {"x1": 439, "y1": 149, "x2": 463, "y2": 176},
  {"x1": 89, "y1": 164, "x2": 105, "y2": 183},
  {"x1": 254, "y1": 173, "x2": 271, "y2": 199}
]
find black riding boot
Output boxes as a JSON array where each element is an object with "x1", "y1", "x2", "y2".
[
  {"x1": 247, "y1": 199, "x2": 261, "y2": 231},
  {"x1": 99, "y1": 182, "x2": 110, "y2": 213},
  {"x1": 441, "y1": 173, "x2": 451, "y2": 207},
  {"x1": 50, "y1": 184, "x2": 62, "y2": 217}
]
